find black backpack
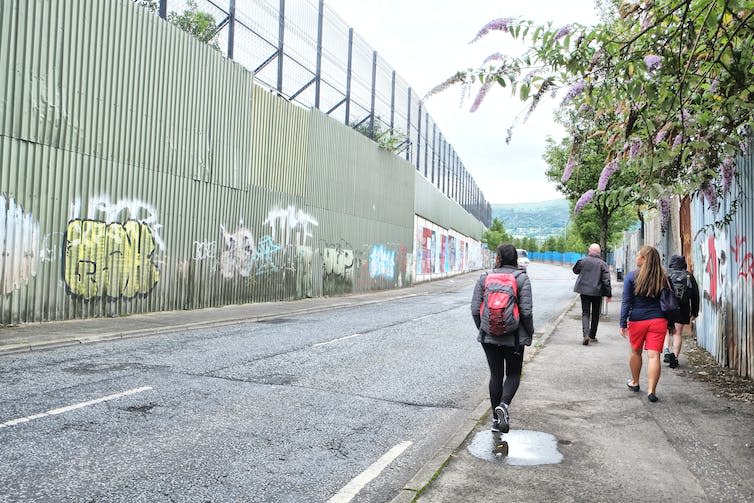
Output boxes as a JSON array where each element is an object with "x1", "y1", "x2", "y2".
[{"x1": 668, "y1": 269, "x2": 691, "y2": 303}]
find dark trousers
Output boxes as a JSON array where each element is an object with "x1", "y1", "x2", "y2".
[
  {"x1": 481, "y1": 343, "x2": 524, "y2": 409},
  {"x1": 580, "y1": 294, "x2": 602, "y2": 338}
]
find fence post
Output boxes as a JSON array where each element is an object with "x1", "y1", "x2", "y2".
[
  {"x1": 416, "y1": 101, "x2": 422, "y2": 171},
  {"x1": 159, "y1": 0, "x2": 167, "y2": 19},
  {"x1": 390, "y1": 70, "x2": 395, "y2": 130},
  {"x1": 314, "y1": 0, "x2": 324, "y2": 108},
  {"x1": 227, "y1": 0, "x2": 236, "y2": 60},
  {"x1": 431, "y1": 123, "x2": 437, "y2": 183},
  {"x1": 423, "y1": 112, "x2": 429, "y2": 177},
  {"x1": 406, "y1": 88, "x2": 411, "y2": 161},
  {"x1": 345, "y1": 28, "x2": 353, "y2": 124},
  {"x1": 277, "y1": 0, "x2": 286, "y2": 94},
  {"x1": 370, "y1": 51, "x2": 377, "y2": 136}
]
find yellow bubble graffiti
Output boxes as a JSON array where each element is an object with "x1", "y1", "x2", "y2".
[{"x1": 64, "y1": 219, "x2": 160, "y2": 299}]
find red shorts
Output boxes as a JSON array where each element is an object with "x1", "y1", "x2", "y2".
[{"x1": 627, "y1": 318, "x2": 667, "y2": 352}]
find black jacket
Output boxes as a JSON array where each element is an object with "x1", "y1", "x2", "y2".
[
  {"x1": 573, "y1": 253, "x2": 612, "y2": 297},
  {"x1": 667, "y1": 255, "x2": 700, "y2": 324}
]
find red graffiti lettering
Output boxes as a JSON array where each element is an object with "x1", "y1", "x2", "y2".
[
  {"x1": 741, "y1": 253, "x2": 754, "y2": 280},
  {"x1": 730, "y1": 235, "x2": 754, "y2": 281},
  {"x1": 706, "y1": 235, "x2": 718, "y2": 301},
  {"x1": 731, "y1": 235, "x2": 747, "y2": 262}
]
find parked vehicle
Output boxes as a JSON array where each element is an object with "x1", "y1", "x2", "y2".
[{"x1": 516, "y1": 249, "x2": 530, "y2": 270}]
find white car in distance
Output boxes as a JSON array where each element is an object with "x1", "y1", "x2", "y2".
[{"x1": 516, "y1": 249, "x2": 530, "y2": 271}]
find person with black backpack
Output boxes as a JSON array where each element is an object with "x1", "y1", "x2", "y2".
[
  {"x1": 471, "y1": 243, "x2": 534, "y2": 433},
  {"x1": 663, "y1": 255, "x2": 700, "y2": 368}
]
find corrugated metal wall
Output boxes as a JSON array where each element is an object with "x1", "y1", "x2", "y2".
[
  {"x1": 0, "y1": 0, "x2": 485, "y2": 325},
  {"x1": 691, "y1": 146, "x2": 754, "y2": 378},
  {"x1": 414, "y1": 172, "x2": 485, "y2": 241}
]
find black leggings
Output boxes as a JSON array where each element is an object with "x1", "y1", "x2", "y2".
[{"x1": 482, "y1": 343, "x2": 524, "y2": 409}]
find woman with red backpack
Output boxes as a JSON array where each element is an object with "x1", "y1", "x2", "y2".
[{"x1": 470, "y1": 243, "x2": 534, "y2": 433}]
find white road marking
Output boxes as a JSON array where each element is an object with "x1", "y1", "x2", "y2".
[
  {"x1": 327, "y1": 440, "x2": 413, "y2": 503},
  {"x1": 0, "y1": 386, "x2": 153, "y2": 429},
  {"x1": 313, "y1": 333, "x2": 362, "y2": 347}
]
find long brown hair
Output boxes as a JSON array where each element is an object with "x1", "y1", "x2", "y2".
[{"x1": 634, "y1": 245, "x2": 667, "y2": 297}]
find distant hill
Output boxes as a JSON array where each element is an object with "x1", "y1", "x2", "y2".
[{"x1": 491, "y1": 199, "x2": 570, "y2": 240}]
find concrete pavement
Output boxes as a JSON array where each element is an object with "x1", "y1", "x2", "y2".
[{"x1": 395, "y1": 287, "x2": 754, "y2": 503}]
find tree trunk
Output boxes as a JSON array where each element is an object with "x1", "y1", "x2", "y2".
[{"x1": 599, "y1": 208, "x2": 609, "y2": 260}]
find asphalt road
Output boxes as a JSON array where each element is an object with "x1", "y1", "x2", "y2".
[{"x1": 0, "y1": 263, "x2": 576, "y2": 502}]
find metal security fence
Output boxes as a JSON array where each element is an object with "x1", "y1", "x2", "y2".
[{"x1": 140, "y1": 0, "x2": 491, "y2": 227}]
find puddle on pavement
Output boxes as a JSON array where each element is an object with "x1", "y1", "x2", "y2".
[{"x1": 468, "y1": 430, "x2": 564, "y2": 465}]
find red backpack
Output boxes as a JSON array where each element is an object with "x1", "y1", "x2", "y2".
[{"x1": 480, "y1": 271, "x2": 520, "y2": 336}]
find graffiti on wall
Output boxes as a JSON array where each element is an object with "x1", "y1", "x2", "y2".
[
  {"x1": 220, "y1": 222, "x2": 258, "y2": 278},
  {"x1": 0, "y1": 194, "x2": 40, "y2": 295},
  {"x1": 74, "y1": 196, "x2": 166, "y2": 250},
  {"x1": 416, "y1": 222, "x2": 480, "y2": 276},
  {"x1": 193, "y1": 240, "x2": 217, "y2": 262},
  {"x1": 421, "y1": 227, "x2": 432, "y2": 274},
  {"x1": 64, "y1": 219, "x2": 160, "y2": 299},
  {"x1": 63, "y1": 196, "x2": 164, "y2": 299},
  {"x1": 219, "y1": 207, "x2": 317, "y2": 280},
  {"x1": 265, "y1": 206, "x2": 318, "y2": 248},
  {"x1": 323, "y1": 240, "x2": 355, "y2": 282},
  {"x1": 700, "y1": 231, "x2": 729, "y2": 306},
  {"x1": 731, "y1": 235, "x2": 754, "y2": 280},
  {"x1": 369, "y1": 245, "x2": 396, "y2": 280}
]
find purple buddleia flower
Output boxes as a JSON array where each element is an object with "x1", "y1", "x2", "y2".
[
  {"x1": 562, "y1": 156, "x2": 576, "y2": 183},
  {"x1": 709, "y1": 78, "x2": 719, "y2": 94},
  {"x1": 481, "y1": 53, "x2": 505, "y2": 66},
  {"x1": 629, "y1": 139, "x2": 642, "y2": 159},
  {"x1": 574, "y1": 189, "x2": 594, "y2": 213},
  {"x1": 470, "y1": 80, "x2": 493, "y2": 113},
  {"x1": 654, "y1": 123, "x2": 670, "y2": 144},
  {"x1": 471, "y1": 18, "x2": 514, "y2": 43},
  {"x1": 672, "y1": 134, "x2": 683, "y2": 149},
  {"x1": 644, "y1": 55, "x2": 662, "y2": 71},
  {"x1": 562, "y1": 80, "x2": 586, "y2": 105},
  {"x1": 721, "y1": 156, "x2": 736, "y2": 194},
  {"x1": 702, "y1": 182, "x2": 720, "y2": 213},
  {"x1": 425, "y1": 72, "x2": 465, "y2": 98},
  {"x1": 659, "y1": 195, "x2": 671, "y2": 233},
  {"x1": 678, "y1": 109, "x2": 691, "y2": 123},
  {"x1": 597, "y1": 159, "x2": 620, "y2": 190},
  {"x1": 555, "y1": 24, "x2": 572, "y2": 40}
]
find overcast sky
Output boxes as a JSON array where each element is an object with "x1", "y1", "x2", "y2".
[{"x1": 323, "y1": 0, "x2": 600, "y2": 205}]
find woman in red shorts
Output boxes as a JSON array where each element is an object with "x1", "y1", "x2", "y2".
[{"x1": 620, "y1": 245, "x2": 671, "y2": 402}]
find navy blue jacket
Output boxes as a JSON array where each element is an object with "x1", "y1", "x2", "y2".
[{"x1": 619, "y1": 269, "x2": 667, "y2": 328}]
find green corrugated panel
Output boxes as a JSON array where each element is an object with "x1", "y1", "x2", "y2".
[
  {"x1": 250, "y1": 87, "x2": 309, "y2": 195},
  {"x1": 305, "y1": 110, "x2": 415, "y2": 292},
  {"x1": 414, "y1": 171, "x2": 485, "y2": 240},
  {"x1": 5, "y1": 0, "x2": 253, "y2": 189}
]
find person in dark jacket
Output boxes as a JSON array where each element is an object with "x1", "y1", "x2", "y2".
[
  {"x1": 662, "y1": 254, "x2": 700, "y2": 368},
  {"x1": 573, "y1": 243, "x2": 612, "y2": 345},
  {"x1": 471, "y1": 243, "x2": 534, "y2": 434},
  {"x1": 620, "y1": 245, "x2": 672, "y2": 403}
]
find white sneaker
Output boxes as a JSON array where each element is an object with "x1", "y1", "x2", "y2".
[{"x1": 494, "y1": 403, "x2": 510, "y2": 433}]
